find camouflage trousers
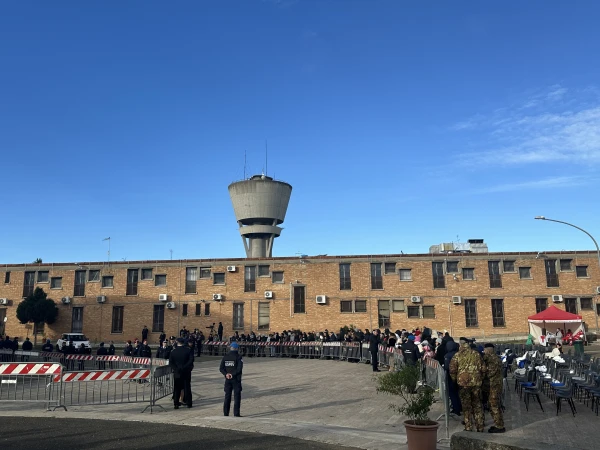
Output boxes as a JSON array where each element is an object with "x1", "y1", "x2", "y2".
[
  {"x1": 459, "y1": 387, "x2": 484, "y2": 431},
  {"x1": 488, "y1": 384, "x2": 504, "y2": 429}
]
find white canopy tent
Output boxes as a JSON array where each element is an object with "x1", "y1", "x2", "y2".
[{"x1": 528, "y1": 305, "x2": 585, "y2": 345}]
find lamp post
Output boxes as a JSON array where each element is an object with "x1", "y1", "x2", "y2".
[{"x1": 535, "y1": 216, "x2": 600, "y2": 332}]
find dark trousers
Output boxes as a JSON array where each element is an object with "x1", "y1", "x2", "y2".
[
  {"x1": 224, "y1": 379, "x2": 242, "y2": 416},
  {"x1": 370, "y1": 350, "x2": 378, "y2": 371},
  {"x1": 173, "y1": 373, "x2": 192, "y2": 406},
  {"x1": 446, "y1": 372, "x2": 462, "y2": 414}
]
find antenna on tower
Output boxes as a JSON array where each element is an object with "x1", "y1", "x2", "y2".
[
  {"x1": 265, "y1": 139, "x2": 268, "y2": 176},
  {"x1": 244, "y1": 150, "x2": 247, "y2": 179}
]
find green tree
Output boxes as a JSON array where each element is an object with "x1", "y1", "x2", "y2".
[
  {"x1": 16, "y1": 287, "x2": 58, "y2": 346},
  {"x1": 33, "y1": 258, "x2": 42, "y2": 263}
]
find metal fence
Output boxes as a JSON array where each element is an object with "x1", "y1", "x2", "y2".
[{"x1": 0, "y1": 362, "x2": 65, "y2": 411}]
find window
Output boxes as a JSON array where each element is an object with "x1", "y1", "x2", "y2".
[
  {"x1": 154, "y1": 274, "x2": 166, "y2": 286},
  {"x1": 446, "y1": 261, "x2": 459, "y2": 273},
  {"x1": 4, "y1": 272, "x2": 9, "y2": 284},
  {"x1": 491, "y1": 299, "x2": 505, "y2": 327},
  {"x1": 422, "y1": 305, "x2": 435, "y2": 319},
  {"x1": 399, "y1": 269, "x2": 412, "y2": 281},
  {"x1": 71, "y1": 307, "x2": 83, "y2": 333},
  {"x1": 37, "y1": 271, "x2": 49, "y2": 283},
  {"x1": 258, "y1": 302, "x2": 270, "y2": 330},
  {"x1": 392, "y1": 300, "x2": 405, "y2": 312},
  {"x1": 111, "y1": 306, "x2": 124, "y2": 333},
  {"x1": 464, "y1": 299, "x2": 478, "y2": 328},
  {"x1": 354, "y1": 300, "x2": 367, "y2": 313},
  {"x1": 407, "y1": 306, "x2": 420, "y2": 318},
  {"x1": 88, "y1": 270, "x2": 100, "y2": 282},
  {"x1": 535, "y1": 298, "x2": 548, "y2": 313},
  {"x1": 502, "y1": 261, "x2": 515, "y2": 272},
  {"x1": 213, "y1": 272, "x2": 225, "y2": 285},
  {"x1": 102, "y1": 276, "x2": 114, "y2": 288},
  {"x1": 581, "y1": 298, "x2": 593, "y2": 310},
  {"x1": 519, "y1": 267, "x2": 532, "y2": 279},
  {"x1": 200, "y1": 268, "x2": 211, "y2": 279},
  {"x1": 371, "y1": 263, "x2": 383, "y2": 289},
  {"x1": 293, "y1": 286, "x2": 305, "y2": 313},
  {"x1": 560, "y1": 259, "x2": 572, "y2": 271},
  {"x1": 545, "y1": 259, "x2": 559, "y2": 287},
  {"x1": 384, "y1": 262, "x2": 396, "y2": 274},
  {"x1": 141, "y1": 268, "x2": 153, "y2": 280},
  {"x1": 488, "y1": 261, "x2": 502, "y2": 288},
  {"x1": 35, "y1": 322, "x2": 44, "y2": 335},
  {"x1": 74, "y1": 270, "x2": 86, "y2": 297},
  {"x1": 233, "y1": 303, "x2": 244, "y2": 329},
  {"x1": 378, "y1": 300, "x2": 390, "y2": 328},
  {"x1": 23, "y1": 271, "x2": 35, "y2": 297},
  {"x1": 432, "y1": 262, "x2": 445, "y2": 289},
  {"x1": 182, "y1": 304, "x2": 188, "y2": 316},
  {"x1": 244, "y1": 266, "x2": 256, "y2": 292},
  {"x1": 126, "y1": 269, "x2": 138, "y2": 295},
  {"x1": 340, "y1": 301, "x2": 353, "y2": 313},
  {"x1": 185, "y1": 267, "x2": 197, "y2": 293},
  {"x1": 51, "y1": 277, "x2": 62, "y2": 289},
  {"x1": 195, "y1": 303, "x2": 202, "y2": 316},
  {"x1": 462, "y1": 268, "x2": 474, "y2": 280},
  {"x1": 339, "y1": 263, "x2": 351, "y2": 290},
  {"x1": 272, "y1": 271, "x2": 284, "y2": 283},
  {"x1": 565, "y1": 298, "x2": 577, "y2": 314},
  {"x1": 204, "y1": 303, "x2": 210, "y2": 316},
  {"x1": 152, "y1": 305, "x2": 165, "y2": 332},
  {"x1": 258, "y1": 265, "x2": 270, "y2": 277},
  {"x1": 576, "y1": 266, "x2": 588, "y2": 278}
]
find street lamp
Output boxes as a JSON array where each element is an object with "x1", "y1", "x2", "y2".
[{"x1": 535, "y1": 216, "x2": 600, "y2": 332}]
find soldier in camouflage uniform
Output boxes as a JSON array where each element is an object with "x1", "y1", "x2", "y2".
[
  {"x1": 483, "y1": 343, "x2": 505, "y2": 433},
  {"x1": 449, "y1": 337, "x2": 485, "y2": 432}
]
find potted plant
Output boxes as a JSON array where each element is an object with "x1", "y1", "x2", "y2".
[{"x1": 375, "y1": 364, "x2": 439, "y2": 450}]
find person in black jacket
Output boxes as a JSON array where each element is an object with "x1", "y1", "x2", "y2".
[
  {"x1": 401, "y1": 335, "x2": 420, "y2": 366},
  {"x1": 124, "y1": 340, "x2": 133, "y2": 356},
  {"x1": 368, "y1": 329, "x2": 381, "y2": 372},
  {"x1": 108, "y1": 341, "x2": 115, "y2": 355},
  {"x1": 169, "y1": 338, "x2": 194, "y2": 409},
  {"x1": 97, "y1": 342, "x2": 108, "y2": 369},
  {"x1": 444, "y1": 341, "x2": 462, "y2": 415},
  {"x1": 41, "y1": 339, "x2": 53, "y2": 352},
  {"x1": 140, "y1": 340, "x2": 152, "y2": 358},
  {"x1": 219, "y1": 342, "x2": 244, "y2": 417},
  {"x1": 218, "y1": 322, "x2": 224, "y2": 342},
  {"x1": 141, "y1": 325, "x2": 149, "y2": 342},
  {"x1": 22, "y1": 337, "x2": 33, "y2": 351}
]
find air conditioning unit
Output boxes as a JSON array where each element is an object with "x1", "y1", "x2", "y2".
[
  {"x1": 97, "y1": 295, "x2": 106, "y2": 303},
  {"x1": 61, "y1": 296, "x2": 72, "y2": 304},
  {"x1": 213, "y1": 294, "x2": 223, "y2": 301},
  {"x1": 264, "y1": 291, "x2": 273, "y2": 299},
  {"x1": 0, "y1": 298, "x2": 8, "y2": 305},
  {"x1": 227, "y1": 265, "x2": 236, "y2": 272},
  {"x1": 552, "y1": 294, "x2": 563, "y2": 303},
  {"x1": 158, "y1": 294, "x2": 168, "y2": 302},
  {"x1": 166, "y1": 302, "x2": 176, "y2": 309},
  {"x1": 452, "y1": 296, "x2": 462, "y2": 305},
  {"x1": 596, "y1": 286, "x2": 600, "y2": 295},
  {"x1": 316, "y1": 295, "x2": 327, "y2": 304},
  {"x1": 411, "y1": 296, "x2": 422, "y2": 303}
]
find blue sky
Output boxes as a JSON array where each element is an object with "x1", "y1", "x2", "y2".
[{"x1": 1, "y1": 1, "x2": 599, "y2": 263}]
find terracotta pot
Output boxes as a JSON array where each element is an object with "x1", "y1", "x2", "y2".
[{"x1": 404, "y1": 420, "x2": 440, "y2": 450}]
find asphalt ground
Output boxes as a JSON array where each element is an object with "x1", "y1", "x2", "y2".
[{"x1": 0, "y1": 417, "x2": 357, "y2": 450}]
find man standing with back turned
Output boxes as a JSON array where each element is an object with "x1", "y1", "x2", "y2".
[
  {"x1": 169, "y1": 337, "x2": 194, "y2": 409},
  {"x1": 220, "y1": 342, "x2": 243, "y2": 417}
]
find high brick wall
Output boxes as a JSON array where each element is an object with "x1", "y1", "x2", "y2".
[{"x1": 0, "y1": 251, "x2": 598, "y2": 343}]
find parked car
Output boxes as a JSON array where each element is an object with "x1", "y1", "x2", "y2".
[{"x1": 56, "y1": 333, "x2": 92, "y2": 353}]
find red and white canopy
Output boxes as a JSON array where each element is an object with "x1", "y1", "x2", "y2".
[{"x1": 528, "y1": 305, "x2": 582, "y2": 323}]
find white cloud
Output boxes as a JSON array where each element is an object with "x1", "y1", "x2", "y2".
[
  {"x1": 451, "y1": 85, "x2": 600, "y2": 166},
  {"x1": 480, "y1": 175, "x2": 594, "y2": 193}
]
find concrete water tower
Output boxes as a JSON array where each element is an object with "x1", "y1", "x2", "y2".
[{"x1": 228, "y1": 175, "x2": 293, "y2": 258}]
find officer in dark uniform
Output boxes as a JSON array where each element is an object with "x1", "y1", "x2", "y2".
[
  {"x1": 368, "y1": 329, "x2": 381, "y2": 372},
  {"x1": 219, "y1": 342, "x2": 243, "y2": 417},
  {"x1": 169, "y1": 337, "x2": 194, "y2": 409}
]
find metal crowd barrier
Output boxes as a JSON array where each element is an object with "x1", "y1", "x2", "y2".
[{"x1": 0, "y1": 362, "x2": 65, "y2": 411}]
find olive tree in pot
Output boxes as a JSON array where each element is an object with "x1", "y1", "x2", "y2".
[{"x1": 375, "y1": 364, "x2": 439, "y2": 450}]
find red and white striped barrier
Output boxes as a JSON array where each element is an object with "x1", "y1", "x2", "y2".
[
  {"x1": 65, "y1": 355, "x2": 95, "y2": 360},
  {"x1": 95, "y1": 355, "x2": 121, "y2": 362},
  {"x1": 0, "y1": 363, "x2": 62, "y2": 375},
  {"x1": 57, "y1": 368, "x2": 150, "y2": 383},
  {"x1": 40, "y1": 352, "x2": 64, "y2": 358}
]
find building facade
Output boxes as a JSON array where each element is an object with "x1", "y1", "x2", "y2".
[{"x1": 1, "y1": 251, "x2": 598, "y2": 343}]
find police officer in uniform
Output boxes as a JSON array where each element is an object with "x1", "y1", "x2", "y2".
[
  {"x1": 483, "y1": 343, "x2": 505, "y2": 433},
  {"x1": 169, "y1": 337, "x2": 194, "y2": 409},
  {"x1": 219, "y1": 342, "x2": 243, "y2": 417}
]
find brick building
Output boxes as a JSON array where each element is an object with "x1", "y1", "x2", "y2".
[{"x1": 1, "y1": 250, "x2": 598, "y2": 343}]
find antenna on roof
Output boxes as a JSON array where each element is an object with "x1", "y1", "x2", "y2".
[
  {"x1": 244, "y1": 150, "x2": 247, "y2": 179},
  {"x1": 265, "y1": 139, "x2": 268, "y2": 176}
]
